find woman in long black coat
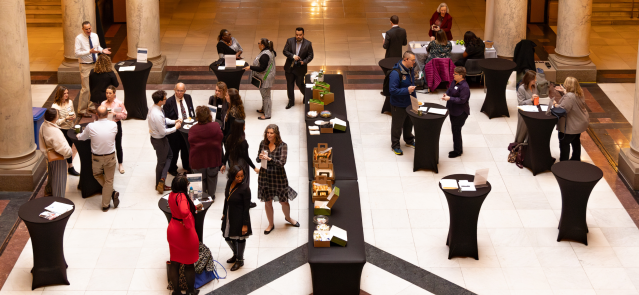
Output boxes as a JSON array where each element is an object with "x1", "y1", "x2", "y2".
[{"x1": 221, "y1": 165, "x2": 252, "y2": 271}]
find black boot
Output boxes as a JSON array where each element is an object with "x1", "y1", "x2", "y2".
[
  {"x1": 231, "y1": 240, "x2": 245, "y2": 271},
  {"x1": 68, "y1": 167, "x2": 80, "y2": 176},
  {"x1": 225, "y1": 239, "x2": 237, "y2": 263}
]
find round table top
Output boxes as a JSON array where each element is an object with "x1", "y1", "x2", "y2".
[
  {"x1": 477, "y1": 58, "x2": 516, "y2": 71},
  {"x1": 66, "y1": 122, "x2": 90, "y2": 141},
  {"x1": 438, "y1": 174, "x2": 492, "y2": 198},
  {"x1": 551, "y1": 161, "x2": 603, "y2": 183},
  {"x1": 406, "y1": 103, "x2": 449, "y2": 120},
  {"x1": 378, "y1": 57, "x2": 401, "y2": 71},
  {"x1": 212, "y1": 62, "x2": 249, "y2": 72},
  {"x1": 178, "y1": 121, "x2": 197, "y2": 134},
  {"x1": 518, "y1": 105, "x2": 557, "y2": 120},
  {"x1": 19, "y1": 197, "x2": 75, "y2": 224},
  {"x1": 114, "y1": 59, "x2": 153, "y2": 72},
  {"x1": 158, "y1": 194, "x2": 213, "y2": 214}
]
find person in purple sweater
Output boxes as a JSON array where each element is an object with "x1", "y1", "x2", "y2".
[{"x1": 442, "y1": 66, "x2": 470, "y2": 158}]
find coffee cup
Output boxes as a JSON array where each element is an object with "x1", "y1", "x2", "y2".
[{"x1": 74, "y1": 125, "x2": 81, "y2": 133}]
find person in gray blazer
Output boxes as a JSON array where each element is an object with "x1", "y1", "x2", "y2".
[
  {"x1": 383, "y1": 15, "x2": 407, "y2": 59},
  {"x1": 283, "y1": 27, "x2": 314, "y2": 109}
]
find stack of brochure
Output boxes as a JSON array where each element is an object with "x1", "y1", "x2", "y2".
[{"x1": 39, "y1": 201, "x2": 74, "y2": 220}]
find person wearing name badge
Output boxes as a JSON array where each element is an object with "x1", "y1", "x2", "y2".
[
  {"x1": 208, "y1": 81, "x2": 229, "y2": 129},
  {"x1": 217, "y1": 29, "x2": 244, "y2": 59},
  {"x1": 389, "y1": 51, "x2": 417, "y2": 156},
  {"x1": 51, "y1": 86, "x2": 80, "y2": 176},
  {"x1": 165, "y1": 83, "x2": 196, "y2": 175},
  {"x1": 75, "y1": 21, "x2": 111, "y2": 118},
  {"x1": 77, "y1": 106, "x2": 120, "y2": 211},
  {"x1": 89, "y1": 54, "x2": 119, "y2": 110},
  {"x1": 514, "y1": 70, "x2": 539, "y2": 143},
  {"x1": 428, "y1": 3, "x2": 453, "y2": 41},
  {"x1": 148, "y1": 90, "x2": 182, "y2": 194},
  {"x1": 383, "y1": 15, "x2": 407, "y2": 59},
  {"x1": 40, "y1": 109, "x2": 73, "y2": 198},
  {"x1": 283, "y1": 27, "x2": 314, "y2": 108},
  {"x1": 101, "y1": 85, "x2": 127, "y2": 174},
  {"x1": 244, "y1": 38, "x2": 277, "y2": 120},
  {"x1": 442, "y1": 67, "x2": 470, "y2": 158}
]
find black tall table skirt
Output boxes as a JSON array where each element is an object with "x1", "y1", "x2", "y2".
[
  {"x1": 307, "y1": 180, "x2": 366, "y2": 295},
  {"x1": 19, "y1": 197, "x2": 75, "y2": 290},
  {"x1": 67, "y1": 125, "x2": 102, "y2": 198},
  {"x1": 520, "y1": 106, "x2": 557, "y2": 175},
  {"x1": 114, "y1": 60, "x2": 153, "y2": 120},
  {"x1": 479, "y1": 58, "x2": 516, "y2": 119},
  {"x1": 439, "y1": 174, "x2": 491, "y2": 260},
  {"x1": 551, "y1": 161, "x2": 603, "y2": 245},
  {"x1": 378, "y1": 57, "x2": 401, "y2": 114},
  {"x1": 406, "y1": 103, "x2": 448, "y2": 173},
  {"x1": 158, "y1": 197, "x2": 213, "y2": 242},
  {"x1": 211, "y1": 62, "x2": 248, "y2": 91}
]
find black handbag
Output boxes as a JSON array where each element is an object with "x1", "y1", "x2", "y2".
[
  {"x1": 251, "y1": 76, "x2": 262, "y2": 88},
  {"x1": 549, "y1": 106, "x2": 567, "y2": 139}
]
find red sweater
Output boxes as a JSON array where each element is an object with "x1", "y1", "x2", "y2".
[
  {"x1": 188, "y1": 122, "x2": 223, "y2": 170},
  {"x1": 428, "y1": 12, "x2": 453, "y2": 41}
]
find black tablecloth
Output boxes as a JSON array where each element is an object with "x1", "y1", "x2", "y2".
[
  {"x1": 114, "y1": 60, "x2": 153, "y2": 120},
  {"x1": 520, "y1": 105, "x2": 557, "y2": 175},
  {"x1": 551, "y1": 161, "x2": 603, "y2": 245},
  {"x1": 304, "y1": 74, "x2": 348, "y2": 120},
  {"x1": 378, "y1": 58, "x2": 400, "y2": 114},
  {"x1": 211, "y1": 62, "x2": 248, "y2": 91},
  {"x1": 305, "y1": 122, "x2": 357, "y2": 181},
  {"x1": 307, "y1": 180, "x2": 366, "y2": 295},
  {"x1": 479, "y1": 58, "x2": 516, "y2": 119},
  {"x1": 67, "y1": 125, "x2": 102, "y2": 198},
  {"x1": 406, "y1": 103, "x2": 448, "y2": 173},
  {"x1": 19, "y1": 197, "x2": 75, "y2": 289},
  {"x1": 158, "y1": 196, "x2": 213, "y2": 242},
  {"x1": 439, "y1": 174, "x2": 491, "y2": 260}
]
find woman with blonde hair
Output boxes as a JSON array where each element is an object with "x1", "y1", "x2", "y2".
[
  {"x1": 101, "y1": 85, "x2": 128, "y2": 173},
  {"x1": 89, "y1": 54, "x2": 119, "y2": 110},
  {"x1": 428, "y1": 3, "x2": 453, "y2": 41},
  {"x1": 551, "y1": 77, "x2": 589, "y2": 161},
  {"x1": 208, "y1": 81, "x2": 229, "y2": 128},
  {"x1": 51, "y1": 86, "x2": 79, "y2": 176}
]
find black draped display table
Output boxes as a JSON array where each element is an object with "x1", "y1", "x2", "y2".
[
  {"x1": 378, "y1": 57, "x2": 401, "y2": 114},
  {"x1": 158, "y1": 197, "x2": 212, "y2": 242},
  {"x1": 211, "y1": 62, "x2": 248, "y2": 91},
  {"x1": 114, "y1": 60, "x2": 153, "y2": 120},
  {"x1": 19, "y1": 197, "x2": 75, "y2": 290},
  {"x1": 551, "y1": 161, "x2": 603, "y2": 245},
  {"x1": 67, "y1": 124, "x2": 102, "y2": 198},
  {"x1": 519, "y1": 105, "x2": 557, "y2": 175},
  {"x1": 439, "y1": 174, "x2": 491, "y2": 260},
  {"x1": 406, "y1": 103, "x2": 448, "y2": 173},
  {"x1": 304, "y1": 74, "x2": 348, "y2": 119},
  {"x1": 478, "y1": 58, "x2": 516, "y2": 119}
]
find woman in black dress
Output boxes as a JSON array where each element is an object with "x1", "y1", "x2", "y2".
[
  {"x1": 221, "y1": 165, "x2": 252, "y2": 271},
  {"x1": 89, "y1": 54, "x2": 119, "y2": 110},
  {"x1": 223, "y1": 88, "x2": 246, "y2": 141},
  {"x1": 256, "y1": 124, "x2": 299, "y2": 234},
  {"x1": 221, "y1": 119, "x2": 257, "y2": 208},
  {"x1": 208, "y1": 81, "x2": 229, "y2": 128},
  {"x1": 217, "y1": 29, "x2": 243, "y2": 59}
]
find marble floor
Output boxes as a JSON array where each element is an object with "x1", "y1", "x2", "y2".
[
  {"x1": 3, "y1": 77, "x2": 639, "y2": 294},
  {"x1": 599, "y1": 83, "x2": 636, "y2": 123}
]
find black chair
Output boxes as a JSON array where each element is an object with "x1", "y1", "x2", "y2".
[{"x1": 465, "y1": 59, "x2": 484, "y2": 90}]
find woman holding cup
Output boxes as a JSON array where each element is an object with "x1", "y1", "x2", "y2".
[
  {"x1": 514, "y1": 70, "x2": 539, "y2": 143},
  {"x1": 51, "y1": 86, "x2": 80, "y2": 176},
  {"x1": 101, "y1": 85, "x2": 127, "y2": 173}
]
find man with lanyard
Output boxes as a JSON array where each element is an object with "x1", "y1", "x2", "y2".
[{"x1": 388, "y1": 51, "x2": 417, "y2": 156}]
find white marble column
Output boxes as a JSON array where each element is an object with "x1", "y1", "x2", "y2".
[
  {"x1": 61, "y1": 0, "x2": 96, "y2": 66},
  {"x1": 0, "y1": 0, "x2": 46, "y2": 190},
  {"x1": 493, "y1": 0, "x2": 527, "y2": 58},
  {"x1": 549, "y1": 0, "x2": 596, "y2": 82},
  {"x1": 618, "y1": 43, "x2": 639, "y2": 189},
  {"x1": 484, "y1": 0, "x2": 495, "y2": 41},
  {"x1": 126, "y1": 0, "x2": 166, "y2": 83}
]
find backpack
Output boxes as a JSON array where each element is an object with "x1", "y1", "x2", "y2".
[
  {"x1": 382, "y1": 68, "x2": 403, "y2": 97},
  {"x1": 507, "y1": 142, "x2": 527, "y2": 169},
  {"x1": 536, "y1": 69, "x2": 549, "y2": 98}
]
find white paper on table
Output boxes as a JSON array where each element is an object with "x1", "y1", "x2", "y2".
[
  {"x1": 460, "y1": 182, "x2": 476, "y2": 191},
  {"x1": 428, "y1": 108, "x2": 447, "y2": 115},
  {"x1": 439, "y1": 179, "x2": 459, "y2": 189},
  {"x1": 236, "y1": 60, "x2": 245, "y2": 67},
  {"x1": 518, "y1": 105, "x2": 538, "y2": 112},
  {"x1": 218, "y1": 66, "x2": 226, "y2": 70},
  {"x1": 309, "y1": 130, "x2": 321, "y2": 135},
  {"x1": 118, "y1": 66, "x2": 135, "y2": 71},
  {"x1": 418, "y1": 107, "x2": 429, "y2": 112},
  {"x1": 474, "y1": 168, "x2": 489, "y2": 186},
  {"x1": 308, "y1": 126, "x2": 319, "y2": 131},
  {"x1": 540, "y1": 105, "x2": 549, "y2": 111},
  {"x1": 382, "y1": 33, "x2": 386, "y2": 39},
  {"x1": 44, "y1": 201, "x2": 74, "y2": 214},
  {"x1": 306, "y1": 84, "x2": 315, "y2": 88},
  {"x1": 260, "y1": 151, "x2": 268, "y2": 169}
]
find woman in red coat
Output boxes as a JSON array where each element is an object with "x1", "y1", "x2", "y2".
[
  {"x1": 167, "y1": 175, "x2": 199, "y2": 295},
  {"x1": 429, "y1": 3, "x2": 453, "y2": 41}
]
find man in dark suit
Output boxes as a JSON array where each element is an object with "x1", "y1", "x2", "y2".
[
  {"x1": 164, "y1": 82, "x2": 196, "y2": 175},
  {"x1": 383, "y1": 15, "x2": 407, "y2": 59},
  {"x1": 283, "y1": 27, "x2": 314, "y2": 109}
]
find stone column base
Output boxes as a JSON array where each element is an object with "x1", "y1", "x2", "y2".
[
  {"x1": 147, "y1": 55, "x2": 167, "y2": 84},
  {"x1": 618, "y1": 148, "x2": 639, "y2": 190},
  {"x1": 0, "y1": 152, "x2": 46, "y2": 192},
  {"x1": 548, "y1": 54, "x2": 597, "y2": 83}
]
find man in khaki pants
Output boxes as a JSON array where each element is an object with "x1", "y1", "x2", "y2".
[
  {"x1": 77, "y1": 106, "x2": 120, "y2": 211},
  {"x1": 75, "y1": 21, "x2": 111, "y2": 117}
]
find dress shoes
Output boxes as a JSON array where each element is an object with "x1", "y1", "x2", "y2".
[
  {"x1": 448, "y1": 151, "x2": 462, "y2": 158},
  {"x1": 102, "y1": 205, "x2": 110, "y2": 212},
  {"x1": 250, "y1": 202, "x2": 257, "y2": 208},
  {"x1": 68, "y1": 167, "x2": 80, "y2": 176},
  {"x1": 112, "y1": 191, "x2": 120, "y2": 208},
  {"x1": 285, "y1": 103, "x2": 294, "y2": 109}
]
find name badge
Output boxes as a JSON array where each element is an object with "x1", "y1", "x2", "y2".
[
  {"x1": 454, "y1": 86, "x2": 458, "y2": 90},
  {"x1": 218, "y1": 105, "x2": 222, "y2": 108}
]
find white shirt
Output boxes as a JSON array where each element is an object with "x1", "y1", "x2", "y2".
[
  {"x1": 175, "y1": 98, "x2": 188, "y2": 120},
  {"x1": 77, "y1": 118, "x2": 117, "y2": 154},
  {"x1": 148, "y1": 104, "x2": 177, "y2": 139},
  {"x1": 75, "y1": 32, "x2": 104, "y2": 64}
]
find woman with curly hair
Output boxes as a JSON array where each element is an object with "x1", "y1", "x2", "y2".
[
  {"x1": 223, "y1": 88, "x2": 246, "y2": 141},
  {"x1": 89, "y1": 54, "x2": 119, "y2": 111}
]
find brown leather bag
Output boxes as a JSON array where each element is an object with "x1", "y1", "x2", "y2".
[{"x1": 46, "y1": 148, "x2": 64, "y2": 162}]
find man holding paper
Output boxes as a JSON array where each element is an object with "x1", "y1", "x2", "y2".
[
  {"x1": 75, "y1": 21, "x2": 111, "y2": 117},
  {"x1": 389, "y1": 51, "x2": 417, "y2": 156},
  {"x1": 442, "y1": 67, "x2": 470, "y2": 158},
  {"x1": 383, "y1": 15, "x2": 407, "y2": 59}
]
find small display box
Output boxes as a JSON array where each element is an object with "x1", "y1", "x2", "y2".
[
  {"x1": 313, "y1": 186, "x2": 340, "y2": 215},
  {"x1": 314, "y1": 158, "x2": 334, "y2": 180}
]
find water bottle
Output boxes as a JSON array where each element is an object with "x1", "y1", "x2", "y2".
[{"x1": 189, "y1": 187, "x2": 194, "y2": 200}]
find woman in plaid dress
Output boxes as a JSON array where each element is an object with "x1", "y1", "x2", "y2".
[{"x1": 257, "y1": 124, "x2": 300, "y2": 234}]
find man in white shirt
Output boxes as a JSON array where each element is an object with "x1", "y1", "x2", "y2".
[
  {"x1": 77, "y1": 106, "x2": 119, "y2": 211},
  {"x1": 164, "y1": 83, "x2": 195, "y2": 175},
  {"x1": 148, "y1": 90, "x2": 182, "y2": 193},
  {"x1": 75, "y1": 21, "x2": 111, "y2": 117}
]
